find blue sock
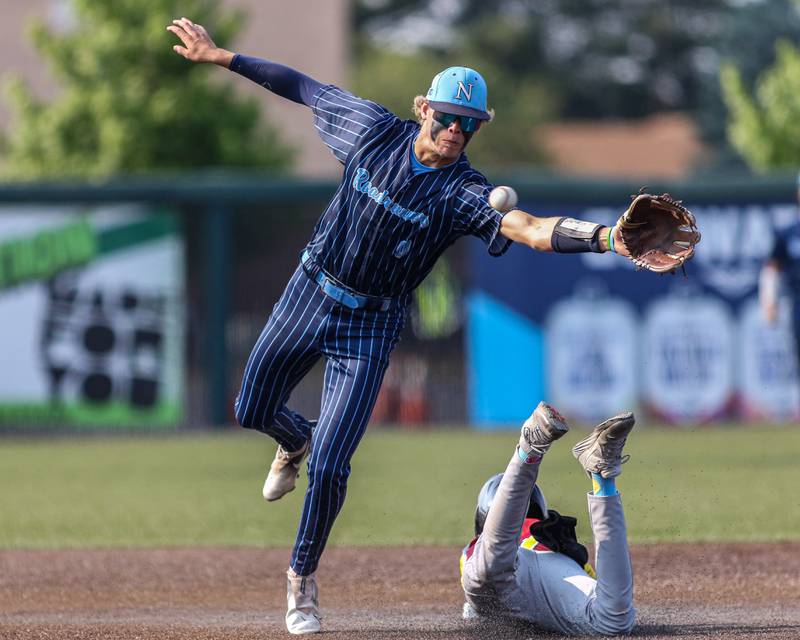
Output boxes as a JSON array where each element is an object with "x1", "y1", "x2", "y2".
[{"x1": 591, "y1": 473, "x2": 618, "y2": 496}]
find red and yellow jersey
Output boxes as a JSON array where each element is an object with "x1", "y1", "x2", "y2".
[{"x1": 460, "y1": 518, "x2": 596, "y2": 580}]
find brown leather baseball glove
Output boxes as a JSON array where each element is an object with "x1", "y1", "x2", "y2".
[{"x1": 613, "y1": 189, "x2": 701, "y2": 274}]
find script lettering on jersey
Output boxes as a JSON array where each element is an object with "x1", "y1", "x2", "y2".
[{"x1": 352, "y1": 168, "x2": 429, "y2": 229}]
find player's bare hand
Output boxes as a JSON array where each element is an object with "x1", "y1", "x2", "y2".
[{"x1": 167, "y1": 17, "x2": 232, "y2": 66}]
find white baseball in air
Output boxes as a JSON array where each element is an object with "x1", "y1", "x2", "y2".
[{"x1": 488, "y1": 186, "x2": 518, "y2": 212}]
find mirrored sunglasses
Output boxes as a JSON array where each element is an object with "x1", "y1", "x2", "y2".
[{"x1": 432, "y1": 111, "x2": 482, "y2": 133}]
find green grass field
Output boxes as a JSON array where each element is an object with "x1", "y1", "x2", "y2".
[{"x1": 1, "y1": 425, "x2": 798, "y2": 549}]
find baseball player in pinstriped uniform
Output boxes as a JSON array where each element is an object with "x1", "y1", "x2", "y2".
[
  {"x1": 462, "y1": 402, "x2": 636, "y2": 635},
  {"x1": 168, "y1": 17, "x2": 633, "y2": 635}
]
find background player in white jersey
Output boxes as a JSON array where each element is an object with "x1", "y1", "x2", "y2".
[
  {"x1": 461, "y1": 402, "x2": 636, "y2": 636},
  {"x1": 168, "y1": 16, "x2": 643, "y2": 635}
]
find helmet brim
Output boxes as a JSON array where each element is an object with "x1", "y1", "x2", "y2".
[{"x1": 427, "y1": 100, "x2": 491, "y2": 121}]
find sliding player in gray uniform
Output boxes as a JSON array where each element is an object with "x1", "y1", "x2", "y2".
[
  {"x1": 168, "y1": 17, "x2": 633, "y2": 635},
  {"x1": 460, "y1": 402, "x2": 636, "y2": 636}
]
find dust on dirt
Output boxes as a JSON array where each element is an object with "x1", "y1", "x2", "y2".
[{"x1": 1, "y1": 542, "x2": 798, "y2": 639}]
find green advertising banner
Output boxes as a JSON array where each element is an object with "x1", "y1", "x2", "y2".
[{"x1": 0, "y1": 206, "x2": 184, "y2": 429}]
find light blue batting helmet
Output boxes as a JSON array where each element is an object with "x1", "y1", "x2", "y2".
[{"x1": 426, "y1": 66, "x2": 491, "y2": 121}]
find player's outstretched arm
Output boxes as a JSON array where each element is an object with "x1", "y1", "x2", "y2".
[
  {"x1": 499, "y1": 210, "x2": 563, "y2": 252},
  {"x1": 167, "y1": 17, "x2": 323, "y2": 106},
  {"x1": 500, "y1": 209, "x2": 630, "y2": 257},
  {"x1": 167, "y1": 17, "x2": 234, "y2": 67}
]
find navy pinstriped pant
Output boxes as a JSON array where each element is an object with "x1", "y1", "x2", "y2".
[{"x1": 234, "y1": 264, "x2": 404, "y2": 575}]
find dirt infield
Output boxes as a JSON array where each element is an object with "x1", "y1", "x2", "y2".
[{"x1": 1, "y1": 543, "x2": 799, "y2": 639}]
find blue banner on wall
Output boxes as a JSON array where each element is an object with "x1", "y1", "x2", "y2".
[{"x1": 466, "y1": 199, "x2": 800, "y2": 426}]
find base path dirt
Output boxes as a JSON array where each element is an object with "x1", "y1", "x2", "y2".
[{"x1": 1, "y1": 542, "x2": 799, "y2": 639}]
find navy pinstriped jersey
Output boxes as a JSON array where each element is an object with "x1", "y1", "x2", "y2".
[
  {"x1": 306, "y1": 85, "x2": 511, "y2": 299},
  {"x1": 771, "y1": 221, "x2": 800, "y2": 320}
]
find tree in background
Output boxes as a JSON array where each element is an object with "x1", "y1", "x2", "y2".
[
  {"x1": 722, "y1": 38, "x2": 800, "y2": 171},
  {"x1": 1, "y1": 0, "x2": 292, "y2": 180},
  {"x1": 697, "y1": 0, "x2": 800, "y2": 171}
]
